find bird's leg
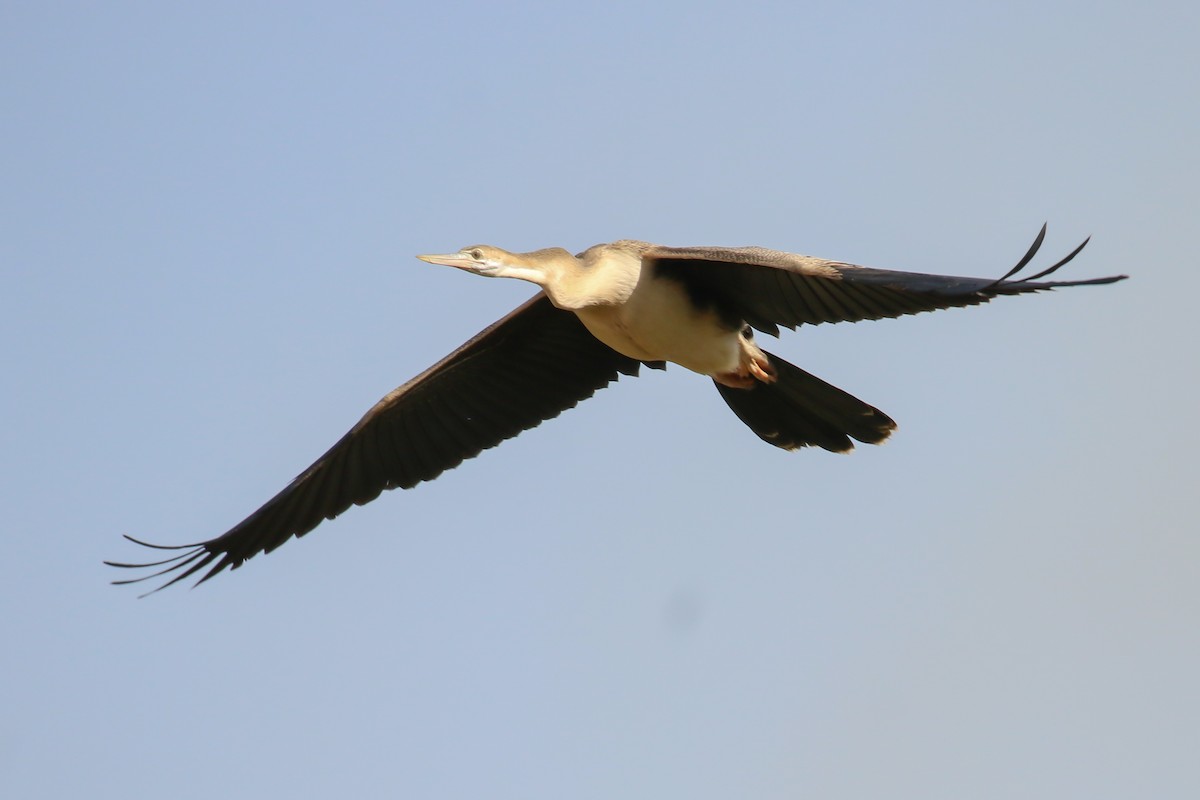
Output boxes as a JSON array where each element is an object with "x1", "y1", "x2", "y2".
[{"x1": 713, "y1": 330, "x2": 777, "y2": 389}]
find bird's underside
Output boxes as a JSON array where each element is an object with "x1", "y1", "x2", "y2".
[{"x1": 107, "y1": 225, "x2": 1126, "y2": 593}]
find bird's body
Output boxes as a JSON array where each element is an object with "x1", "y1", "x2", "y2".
[
  {"x1": 109, "y1": 226, "x2": 1126, "y2": 593},
  {"x1": 464, "y1": 239, "x2": 778, "y2": 385},
  {"x1": 569, "y1": 243, "x2": 745, "y2": 376}
]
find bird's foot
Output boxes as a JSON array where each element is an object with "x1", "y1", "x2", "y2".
[
  {"x1": 714, "y1": 351, "x2": 776, "y2": 389},
  {"x1": 748, "y1": 355, "x2": 776, "y2": 384}
]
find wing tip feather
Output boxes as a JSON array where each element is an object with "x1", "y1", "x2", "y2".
[
  {"x1": 106, "y1": 536, "x2": 227, "y2": 597},
  {"x1": 990, "y1": 226, "x2": 1123, "y2": 292}
]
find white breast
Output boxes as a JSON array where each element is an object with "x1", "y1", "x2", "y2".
[{"x1": 573, "y1": 272, "x2": 742, "y2": 376}]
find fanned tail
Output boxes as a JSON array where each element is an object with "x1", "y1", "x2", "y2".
[{"x1": 715, "y1": 350, "x2": 896, "y2": 453}]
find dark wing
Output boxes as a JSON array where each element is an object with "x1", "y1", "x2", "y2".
[
  {"x1": 107, "y1": 294, "x2": 643, "y2": 593},
  {"x1": 645, "y1": 225, "x2": 1128, "y2": 336}
]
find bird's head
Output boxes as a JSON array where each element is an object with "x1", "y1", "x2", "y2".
[
  {"x1": 417, "y1": 245, "x2": 509, "y2": 276},
  {"x1": 417, "y1": 245, "x2": 574, "y2": 288}
]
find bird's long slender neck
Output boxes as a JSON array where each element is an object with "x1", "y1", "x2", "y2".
[{"x1": 538, "y1": 245, "x2": 642, "y2": 310}]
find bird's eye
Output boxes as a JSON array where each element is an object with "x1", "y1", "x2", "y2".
[{"x1": 469, "y1": 249, "x2": 484, "y2": 260}]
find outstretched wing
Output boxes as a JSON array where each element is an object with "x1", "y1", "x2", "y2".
[
  {"x1": 107, "y1": 294, "x2": 643, "y2": 593},
  {"x1": 644, "y1": 225, "x2": 1127, "y2": 336}
]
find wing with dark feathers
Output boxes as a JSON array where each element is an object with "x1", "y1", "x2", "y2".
[
  {"x1": 645, "y1": 224, "x2": 1127, "y2": 336},
  {"x1": 107, "y1": 294, "x2": 644, "y2": 594}
]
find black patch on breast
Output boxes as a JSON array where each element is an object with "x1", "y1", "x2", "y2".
[{"x1": 651, "y1": 259, "x2": 745, "y2": 332}]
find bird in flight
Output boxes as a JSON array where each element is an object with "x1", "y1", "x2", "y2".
[{"x1": 108, "y1": 225, "x2": 1125, "y2": 593}]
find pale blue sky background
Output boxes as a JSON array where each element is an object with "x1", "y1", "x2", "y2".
[{"x1": 2, "y1": 2, "x2": 1197, "y2": 798}]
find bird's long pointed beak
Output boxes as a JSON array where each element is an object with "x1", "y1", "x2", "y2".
[{"x1": 416, "y1": 253, "x2": 477, "y2": 270}]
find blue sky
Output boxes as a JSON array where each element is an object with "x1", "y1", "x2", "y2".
[{"x1": 3, "y1": 2, "x2": 1197, "y2": 798}]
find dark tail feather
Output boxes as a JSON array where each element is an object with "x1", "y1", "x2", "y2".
[{"x1": 715, "y1": 350, "x2": 896, "y2": 453}]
